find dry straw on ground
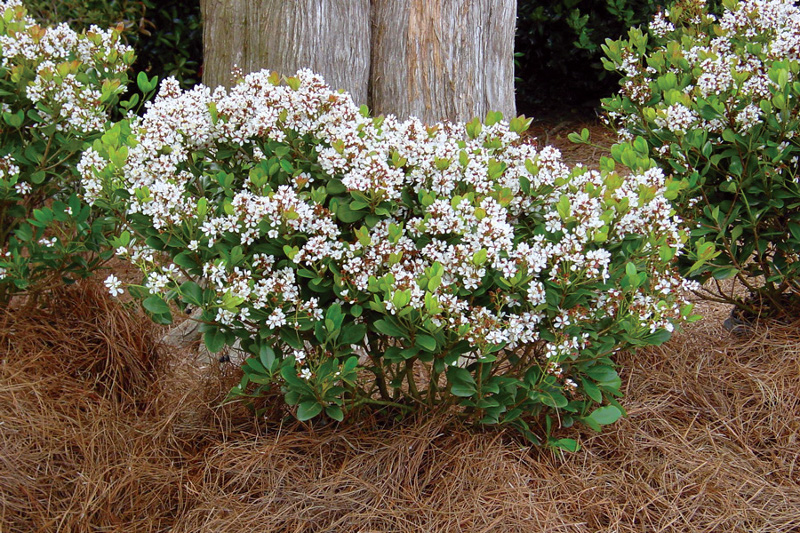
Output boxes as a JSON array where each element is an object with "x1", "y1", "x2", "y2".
[{"x1": 1, "y1": 280, "x2": 798, "y2": 532}]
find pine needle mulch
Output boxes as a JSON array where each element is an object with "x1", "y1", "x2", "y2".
[{"x1": 1, "y1": 281, "x2": 798, "y2": 532}]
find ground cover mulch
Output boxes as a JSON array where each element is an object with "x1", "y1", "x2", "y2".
[
  {"x1": 1, "y1": 278, "x2": 798, "y2": 532},
  {"x1": 524, "y1": 109, "x2": 616, "y2": 168},
  {"x1": 2, "y1": 118, "x2": 799, "y2": 532}
]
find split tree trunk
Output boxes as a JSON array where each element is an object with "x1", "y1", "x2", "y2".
[
  {"x1": 200, "y1": 0, "x2": 371, "y2": 105},
  {"x1": 200, "y1": 0, "x2": 517, "y2": 123},
  {"x1": 370, "y1": 0, "x2": 517, "y2": 123}
]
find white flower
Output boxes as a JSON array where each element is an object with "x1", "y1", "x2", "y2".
[
  {"x1": 650, "y1": 11, "x2": 675, "y2": 38},
  {"x1": 104, "y1": 274, "x2": 124, "y2": 297},
  {"x1": 300, "y1": 367, "x2": 313, "y2": 380},
  {"x1": 266, "y1": 308, "x2": 286, "y2": 329},
  {"x1": 14, "y1": 181, "x2": 32, "y2": 196},
  {"x1": 655, "y1": 104, "x2": 698, "y2": 135}
]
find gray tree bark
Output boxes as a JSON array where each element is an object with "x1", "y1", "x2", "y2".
[
  {"x1": 200, "y1": 0, "x2": 371, "y2": 105},
  {"x1": 200, "y1": 0, "x2": 517, "y2": 123},
  {"x1": 370, "y1": 0, "x2": 517, "y2": 123}
]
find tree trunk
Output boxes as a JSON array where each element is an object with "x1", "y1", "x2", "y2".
[
  {"x1": 200, "y1": 0, "x2": 517, "y2": 123},
  {"x1": 370, "y1": 0, "x2": 517, "y2": 123},
  {"x1": 200, "y1": 0, "x2": 371, "y2": 105}
]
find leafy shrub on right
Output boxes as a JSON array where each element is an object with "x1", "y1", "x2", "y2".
[{"x1": 602, "y1": 0, "x2": 800, "y2": 317}]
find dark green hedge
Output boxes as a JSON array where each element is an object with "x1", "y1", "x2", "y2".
[{"x1": 515, "y1": 0, "x2": 668, "y2": 115}]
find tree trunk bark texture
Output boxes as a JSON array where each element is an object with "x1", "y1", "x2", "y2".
[
  {"x1": 200, "y1": 0, "x2": 516, "y2": 123},
  {"x1": 201, "y1": 0, "x2": 371, "y2": 105},
  {"x1": 370, "y1": 0, "x2": 516, "y2": 123}
]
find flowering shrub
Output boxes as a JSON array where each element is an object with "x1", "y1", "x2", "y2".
[
  {"x1": 601, "y1": 0, "x2": 800, "y2": 316},
  {"x1": 0, "y1": 0, "x2": 138, "y2": 305},
  {"x1": 84, "y1": 68, "x2": 698, "y2": 448}
]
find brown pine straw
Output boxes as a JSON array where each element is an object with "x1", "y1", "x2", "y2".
[{"x1": 1, "y1": 281, "x2": 798, "y2": 532}]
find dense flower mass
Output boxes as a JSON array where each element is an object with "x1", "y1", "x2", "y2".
[
  {"x1": 607, "y1": 0, "x2": 800, "y2": 138},
  {"x1": 602, "y1": 0, "x2": 800, "y2": 315},
  {"x1": 84, "y1": 68, "x2": 697, "y2": 443}
]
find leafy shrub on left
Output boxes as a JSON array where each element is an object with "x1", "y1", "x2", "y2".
[
  {"x1": 0, "y1": 0, "x2": 135, "y2": 305},
  {"x1": 23, "y1": 0, "x2": 202, "y2": 89}
]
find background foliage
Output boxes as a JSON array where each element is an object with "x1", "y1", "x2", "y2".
[{"x1": 0, "y1": 1, "x2": 136, "y2": 305}]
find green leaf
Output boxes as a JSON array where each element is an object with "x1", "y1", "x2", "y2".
[
  {"x1": 581, "y1": 377, "x2": 603, "y2": 403},
  {"x1": 789, "y1": 221, "x2": 800, "y2": 242},
  {"x1": 325, "y1": 405, "x2": 344, "y2": 421},
  {"x1": 342, "y1": 356, "x2": 359, "y2": 374},
  {"x1": 180, "y1": 280, "x2": 204, "y2": 306},
  {"x1": 143, "y1": 295, "x2": 170, "y2": 315},
  {"x1": 465, "y1": 117, "x2": 482, "y2": 139},
  {"x1": 415, "y1": 334, "x2": 437, "y2": 352},
  {"x1": 243, "y1": 357, "x2": 268, "y2": 376},
  {"x1": 259, "y1": 345, "x2": 276, "y2": 371},
  {"x1": 644, "y1": 328, "x2": 672, "y2": 346},
  {"x1": 538, "y1": 391, "x2": 568, "y2": 408},
  {"x1": 451, "y1": 383, "x2": 477, "y2": 397},
  {"x1": 556, "y1": 194, "x2": 571, "y2": 219},
  {"x1": 326, "y1": 179, "x2": 346, "y2": 195},
  {"x1": 585, "y1": 365, "x2": 618, "y2": 383},
  {"x1": 32, "y1": 208, "x2": 53, "y2": 224},
  {"x1": 447, "y1": 367, "x2": 477, "y2": 397},
  {"x1": 337, "y1": 202, "x2": 366, "y2": 223},
  {"x1": 204, "y1": 328, "x2": 227, "y2": 353},
  {"x1": 280, "y1": 364, "x2": 305, "y2": 387},
  {"x1": 14, "y1": 224, "x2": 33, "y2": 242},
  {"x1": 549, "y1": 438, "x2": 580, "y2": 452},
  {"x1": 280, "y1": 328, "x2": 305, "y2": 350},
  {"x1": 400, "y1": 346, "x2": 419, "y2": 360},
  {"x1": 339, "y1": 323, "x2": 367, "y2": 345},
  {"x1": 587, "y1": 405, "x2": 622, "y2": 426},
  {"x1": 582, "y1": 416, "x2": 602, "y2": 433},
  {"x1": 3, "y1": 110, "x2": 23, "y2": 128},
  {"x1": 373, "y1": 319, "x2": 406, "y2": 338},
  {"x1": 297, "y1": 401, "x2": 323, "y2": 421},
  {"x1": 472, "y1": 248, "x2": 488, "y2": 266},
  {"x1": 137, "y1": 71, "x2": 157, "y2": 93},
  {"x1": 567, "y1": 127, "x2": 590, "y2": 144},
  {"x1": 30, "y1": 170, "x2": 46, "y2": 185},
  {"x1": 173, "y1": 251, "x2": 199, "y2": 270}
]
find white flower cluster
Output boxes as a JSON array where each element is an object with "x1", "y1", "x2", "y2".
[
  {"x1": 84, "y1": 68, "x2": 694, "y2": 365},
  {"x1": 649, "y1": 11, "x2": 675, "y2": 38},
  {"x1": 0, "y1": 0, "x2": 132, "y2": 133},
  {"x1": 616, "y1": 0, "x2": 800, "y2": 136}
]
